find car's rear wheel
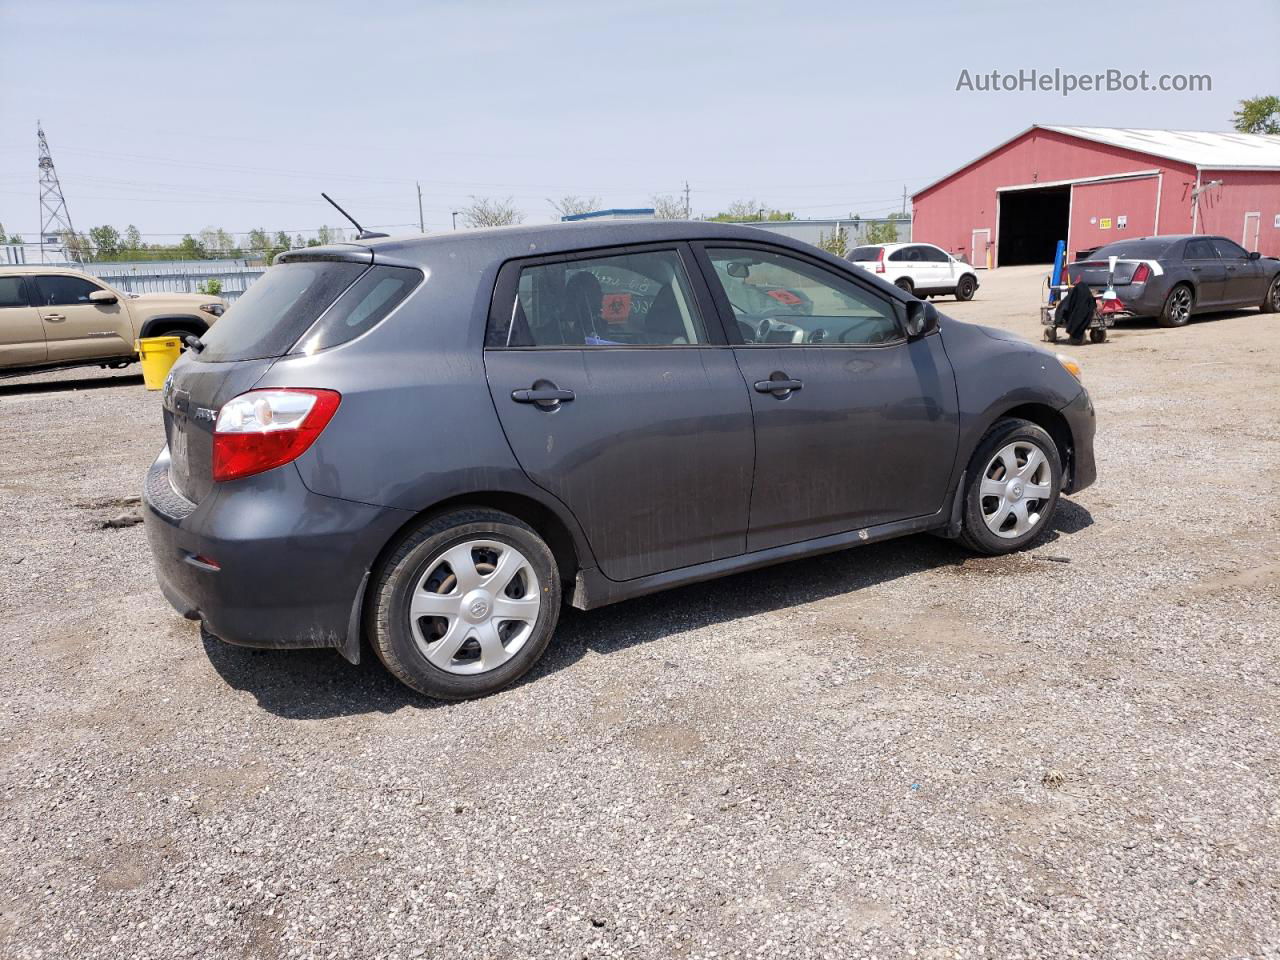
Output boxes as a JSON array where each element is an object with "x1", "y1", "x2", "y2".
[
  {"x1": 957, "y1": 418, "x2": 1062, "y2": 555},
  {"x1": 368, "y1": 508, "x2": 560, "y2": 699},
  {"x1": 955, "y1": 274, "x2": 977, "y2": 301},
  {"x1": 1262, "y1": 274, "x2": 1280, "y2": 314},
  {"x1": 1159, "y1": 284, "x2": 1194, "y2": 327},
  {"x1": 895, "y1": 277, "x2": 915, "y2": 296}
]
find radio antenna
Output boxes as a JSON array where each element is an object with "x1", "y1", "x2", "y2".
[{"x1": 320, "y1": 192, "x2": 389, "y2": 240}]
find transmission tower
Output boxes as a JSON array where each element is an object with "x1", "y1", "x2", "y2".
[{"x1": 37, "y1": 122, "x2": 82, "y2": 266}]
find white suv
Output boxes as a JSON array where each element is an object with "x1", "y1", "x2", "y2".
[{"x1": 847, "y1": 242, "x2": 979, "y2": 301}]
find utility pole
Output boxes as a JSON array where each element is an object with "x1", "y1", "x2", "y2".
[
  {"x1": 683, "y1": 181, "x2": 691, "y2": 219},
  {"x1": 416, "y1": 182, "x2": 425, "y2": 233},
  {"x1": 901, "y1": 185, "x2": 908, "y2": 217},
  {"x1": 1190, "y1": 176, "x2": 1222, "y2": 234},
  {"x1": 451, "y1": 211, "x2": 459, "y2": 231},
  {"x1": 37, "y1": 122, "x2": 82, "y2": 266}
]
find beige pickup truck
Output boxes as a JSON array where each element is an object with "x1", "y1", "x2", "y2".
[{"x1": 0, "y1": 266, "x2": 226, "y2": 375}]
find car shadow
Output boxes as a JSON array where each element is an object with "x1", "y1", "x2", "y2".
[
  {"x1": 205, "y1": 500, "x2": 1094, "y2": 720},
  {"x1": 1114, "y1": 306, "x2": 1260, "y2": 332},
  {"x1": 0, "y1": 373, "x2": 143, "y2": 396}
]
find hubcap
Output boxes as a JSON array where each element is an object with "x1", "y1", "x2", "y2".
[
  {"x1": 409, "y1": 539, "x2": 541, "y2": 675},
  {"x1": 979, "y1": 441, "x2": 1053, "y2": 539},
  {"x1": 1271, "y1": 279, "x2": 1280, "y2": 310},
  {"x1": 1172, "y1": 288, "x2": 1191, "y2": 321}
]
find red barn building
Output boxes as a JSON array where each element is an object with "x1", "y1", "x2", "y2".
[{"x1": 912, "y1": 125, "x2": 1280, "y2": 267}]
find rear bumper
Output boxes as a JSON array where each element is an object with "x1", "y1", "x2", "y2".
[
  {"x1": 1061, "y1": 388, "x2": 1097, "y2": 494},
  {"x1": 142, "y1": 447, "x2": 412, "y2": 656}
]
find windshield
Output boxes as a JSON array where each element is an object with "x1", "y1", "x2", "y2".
[{"x1": 197, "y1": 261, "x2": 367, "y2": 362}]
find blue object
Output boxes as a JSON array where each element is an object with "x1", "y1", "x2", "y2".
[{"x1": 1049, "y1": 240, "x2": 1067, "y2": 304}]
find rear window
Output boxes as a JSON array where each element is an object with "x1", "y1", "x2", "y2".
[
  {"x1": 847, "y1": 246, "x2": 883, "y2": 262},
  {"x1": 1085, "y1": 239, "x2": 1174, "y2": 261},
  {"x1": 197, "y1": 261, "x2": 367, "y2": 362}
]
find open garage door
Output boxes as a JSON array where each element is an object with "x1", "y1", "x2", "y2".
[{"x1": 997, "y1": 186, "x2": 1070, "y2": 266}]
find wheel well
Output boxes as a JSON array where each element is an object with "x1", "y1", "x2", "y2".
[
  {"x1": 371, "y1": 492, "x2": 581, "y2": 592},
  {"x1": 139, "y1": 316, "x2": 208, "y2": 339},
  {"x1": 999, "y1": 403, "x2": 1073, "y2": 483}
]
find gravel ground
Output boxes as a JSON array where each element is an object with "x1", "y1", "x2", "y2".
[{"x1": 1, "y1": 266, "x2": 1277, "y2": 960}]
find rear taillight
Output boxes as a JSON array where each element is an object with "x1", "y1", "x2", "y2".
[
  {"x1": 212, "y1": 388, "x2": 341, "y2": 483},
  {"x1": 876, "y1": 248, "x2": 886, "y2": 273},
  {"x1": 1131, "y1": 262, "x2": 1151, "y2": 283}
]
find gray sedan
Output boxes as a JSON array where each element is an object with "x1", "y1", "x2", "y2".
[{"x1": 1065, "y1": 234, "x2": 1280, "y2": 327}]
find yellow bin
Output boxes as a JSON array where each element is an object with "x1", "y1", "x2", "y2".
[{"x1": 135, "y1": 336, "x2": 183, "y2": 390}]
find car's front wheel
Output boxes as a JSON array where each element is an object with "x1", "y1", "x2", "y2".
[
  {"x1": 1262, "y1": 274, "x2": 1280, "y2": 314},
  {"x1": 957, "y1": 418, "x2": 1062, "y2": 555},
  {"x1": 895, "y1": 277, "x2": 915, "y2": 296},
  {"x1": 368, "y1": 508, "x2": 560, "y2": 699},
  {"x1": 954, "y1": 274, "x2": 977, "y2": 301}
]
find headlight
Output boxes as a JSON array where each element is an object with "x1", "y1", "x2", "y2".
[
  {"x1": 199, "y1": 303, "x2": 224, "y2": 317},
  {"x1": 1056, "y1": 353, "x2": 1083, "y2": 382}
]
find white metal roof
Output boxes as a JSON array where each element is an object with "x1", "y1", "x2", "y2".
[
  {"x1": 914, "y1": 124, "x2": 1280, "y2": 199},
  {"x1": 1041, "y1": 125, "x2": 1280, "y2": 170}
]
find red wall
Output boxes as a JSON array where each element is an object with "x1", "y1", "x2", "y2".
[
  {"x1": 912, "y1": 128, "x2": 1209, "y2": 265},
  {"x1": 1068, "y1": 176, "x2": 1160, "y2": 255},
  {"x1": 1194, "y1": 170, "x2": 1280, "y2": 256}
]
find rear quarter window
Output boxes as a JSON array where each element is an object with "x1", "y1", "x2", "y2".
[{"x1": 292, "y1": 265, "x2": 422, "y2": 354}]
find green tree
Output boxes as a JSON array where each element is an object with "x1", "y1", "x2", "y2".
[
  {"x1": 197, "y1": 277, "x2": 223, "y2": 296},
  {"x1": 122, "y1": 225, "x2": 143, "y2": 256},
  {"x1": 244, "y1": 228, "x2": 272, "y2": 260},
  {"x1": 816, "y1": 225, "x2": 849, "y2": 257},
  {"x1": 88, "y1": 225, "x2": 122, "y2": 260},
  {"x1": 707, "y1": 200, "x2": 795, "y2": 222},
  {"x1": 176, "y1": 234, "x2": 205, "y2": 260},
  {"x1": 1233, "y1": 95, "x2": 1280, "y2": 135},
  {"x1": 864, "y1": 220, "x2": 899, "y2": 244}
]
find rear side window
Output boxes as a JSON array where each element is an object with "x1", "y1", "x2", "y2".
[
  {"x1": 0, "y1": 276, "x2": 29, "y2": 308},
  {"x1": 1184, "y1": 239, "x2": 1218, "y2": 260},
  {"x1": 488, "y1": 249, "x2": 707, "y2": 347},
  {"x1": 197, "y1": 261, "x2": 366, "y2": 362},
  {"x1": 847, "y1": 246, "x2": 882, "y2": 262},
  {"x1": 293, "y1": 265, "x2": 422, "y2": 354}
]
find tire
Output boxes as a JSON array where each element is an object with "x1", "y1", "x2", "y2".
[
  {"x1": 1089, "y1": 327, "x2": 1107, "y2": 343},
  {"x1": 367, "y1": 508, "x2": 561, "y2": 700},
  {"x1": 1262, "y1": 274, "x2": 1280, "y2": 314},
  {"x1": 955, "y1": 274, "x2": 977, "y2": 301},
  {"x1": 957, "y1": 418, "x2": 1062, "y2": 556},
  {"x1": 1158, "y1": 284, "x2": 1194, "y2": 327},
  {"x1": 895, "y1": 277, "x2": 915, "y2": 296}
]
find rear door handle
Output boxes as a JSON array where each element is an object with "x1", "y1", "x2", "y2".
[
  {"x1": 43, "y1": 313, "x2": 66, "y2": 321},
  {"x1": 511, "y1": 387, "x2": 575, "y2": 404},
  {"x1": 754, "y1": 378, "x2": 803, "y2": 394},
  {"x1": 1190, "y1": 266, "x2": 1201, "y2": 272}
]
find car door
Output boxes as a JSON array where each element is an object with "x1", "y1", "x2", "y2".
[
  {"x1": 31, "y1": 274, "x2": 128, "y2": 361},
  {"x1": 483, "y1": 244, "x2": 755, "y2": 582},
  {"x1": 0, "y1": 275, "x2": 47, "y2": 367},
  {"x1": 694, "y1": 243, "x2": 960, "y2": 553},
  {"x1": 1182, "y1": 238, "x2": 1225, "y2": 308},
  {"x1": 922, "y1": 244, "x2": 954, "y2": 291},
  {"x1": 1211, "y1": 237, "x2": 1266, "y2": 305}
]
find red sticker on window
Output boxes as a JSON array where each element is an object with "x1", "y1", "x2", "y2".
[
  {"x1": 601, "y1": 293, "x2": 632, "y2": 325},
  {"x1": 765, "y1": 288, "x2": 803, "y2": 305}
]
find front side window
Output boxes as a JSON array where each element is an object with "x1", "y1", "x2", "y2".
[
  {"x1": 493, "y1": 249, "x2": 707, "y2": 347},
  {"x1": 32, "y1": 275, "x2": 103, "y2": 306},
  {"x1": 707, "y1": 248, "x2": 901, "y2": 346},
  {"x1": 1184, "y1": 239, "x2": 1218, "y2": 260},
  {"x1": 1211, "y1": 238, "x2": 1249, "y2": 260},
  {"x1": 922, "y1": 246, "x2": 950, "y2": 262},
  {"x1": 0, "y1": 276, "x2": 29, "y2": 309}
]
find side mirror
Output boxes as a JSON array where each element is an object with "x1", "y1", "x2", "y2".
[
  {"x1": 904, "y1": 299, "x2": 938, "y2": 338},
  {"x1": 89, "y1": 289, "x2": 118, "y2": 305},
  {"x1": 1247, "y1": 250, "x2": 1261, "y2": 261}
]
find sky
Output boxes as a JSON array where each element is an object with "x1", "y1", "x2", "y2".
[{"x1": 1, "y1": 0, "x2": 1276, "y2": 242}]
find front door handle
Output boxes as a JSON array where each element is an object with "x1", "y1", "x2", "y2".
[
  {"x1": 754, "y1": 377, "x2": 803, "y2": 395},
  {"x1": 512, "y1": 386, "x2": 575, "y2": 405},
  {"x1": 43, "y1": 313, "x2": 66, "y2": 321}
]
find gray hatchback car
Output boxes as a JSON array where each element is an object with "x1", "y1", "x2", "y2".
[{"x1": 143, "y1": 221, "x2": 1095, "y2": 699}]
